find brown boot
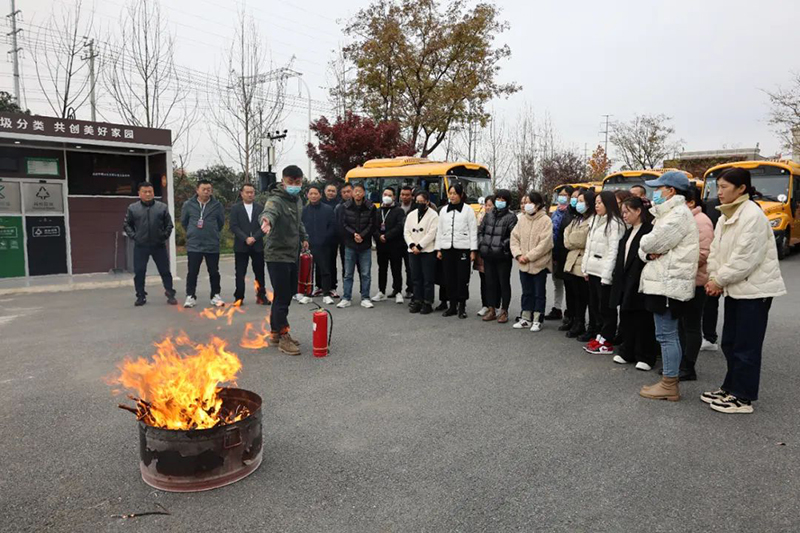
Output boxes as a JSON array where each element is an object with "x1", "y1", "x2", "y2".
[
  {"x1": 482, "y1": 307, "x2": 496, "y2": 321},
  {"x1": 497, "y1": 309, "x2": 509, "y2": 324},
  {"x1": 279, "y1": 333, "x2": 301, "y2": 356},
  {"x1": 639, "y1": 376, "x2": 680, "y2": 401}
]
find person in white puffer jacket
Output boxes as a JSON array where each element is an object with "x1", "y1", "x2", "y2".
[
  {"x1": 435, "y1": 183, "x2": 478, "y2": 318},
  {"x1": 580, "y1": 191, "x2": 625, "y2": 355},
  {"x1": 701, "y1": 167, "x2": 786, "y2": 415},
  {"x1": 637, "y1": 171, "x2": 699, "y2": 403}
]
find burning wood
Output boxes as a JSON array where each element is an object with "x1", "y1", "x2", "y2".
[{"x1": 112, "y1": 333, "x2": 250, "y2": 430}]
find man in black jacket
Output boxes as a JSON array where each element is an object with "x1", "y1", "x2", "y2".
[
  {"x1": 372, "y1": 187, "x2": 407, "y2": 304},
  {"x1": 123, "y1": 181, "x2": 177, "y2": 306},
  {"x1": 230, "y1": 183, "x2": 268, "y2": 305},
  {"x1": 336, "y1": 183, "x2": 375, "y2": 308},
  {"x1": 320, "y1": 182, "x2": 341, "y2": 297},
  {"x1": 303, "y1": 184, "x2": 337, "y2": 305}
]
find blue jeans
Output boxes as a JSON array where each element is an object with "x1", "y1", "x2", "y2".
[
  {"x1": 654, "y1": 311, "x2": 682, "y2": 378},
  {"x1": 343, "y1": 247, "x2": 372, "y2": 300},
  {"x1": 519, "y1": 270, "x2": 547, "y2": 314}
]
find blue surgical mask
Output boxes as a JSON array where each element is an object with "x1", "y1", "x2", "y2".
[
  {"x1": 576, "y1": 201, "x2": 587, "y2": 214},
  {"x1": 495, "y1": 200, "x2": 507, "y2": 210},
  {"x1": 286, "y1": 185, "x2": 301, "y2": 196},
  {"x1": 558, "y1": 196, "x2": 568, "y2": 205},
  {"x1": 652, "y1": 190, "x2": 665, "y2": 205},
  {"x1": 570, "y1": 197, "x2": 578, "y2": 208}
]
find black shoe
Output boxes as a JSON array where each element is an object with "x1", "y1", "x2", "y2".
[
  {"x1": 435, "y1": 302, "x2": 448, "y2": 312},
  {"x1": 442, "y1": 305, "x2": 458, "y2": 317},
  {"x1": 409, "y1": 301, "x2": 422, "y2": 314},
  {"x1": 558, "y1": 320, "x2": 573, "y2": 332},
  {"x1": 679, "y1": 368, "x2": 697, "y2": 381},
  {"x1": 135, "y1": 296, "x2": 147, "y2": 306},
  {"x1": 167, "y1": 296, "x2": 178, "y2": 305},
  {"x1": 544, "y1": 307, "x2": 563, "y2": 321},
  {"x1": 404, "y1": 291, "x2": 414, "y2": 299},
  {"x1": 577, "y1": 331, "x2": 596, "y2": 343},
  {"x1": 256, "y1": 295, "x2": 271, "y2": 305},
  {"x1": 457, "y1": 303, "x2": 467, "y2": 319},
  {"x1": 420, "y1": 303, "x2": 433, "y2": 315}
]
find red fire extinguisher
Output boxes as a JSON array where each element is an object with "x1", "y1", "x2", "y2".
[
  {"x1": 312, "y1": 304, "x2": 333, "y2": 357},
  {"x1": 298, "y1": 251, "x2": 314, "y2": 295}
]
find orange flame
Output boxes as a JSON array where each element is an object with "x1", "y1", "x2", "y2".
[
  {"x1": 199, "y1": 305, "x2": 244, "y2": 325},
  {"x1": 112, "y1": 333, "x2": 245, "y2": 430},
  {"x1": 240, "y1": 318, "x2": 271, "y2": 349}
]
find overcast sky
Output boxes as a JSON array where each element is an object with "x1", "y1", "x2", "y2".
[{"x1": 3, "y1": 0, "x2": 799, "y2": 177}]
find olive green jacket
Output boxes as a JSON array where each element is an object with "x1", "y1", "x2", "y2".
[{"x1": 259, "y1": 188, "x2": 308, "y2": 263}]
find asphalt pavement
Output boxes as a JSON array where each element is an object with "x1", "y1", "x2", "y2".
[{"x1": 1, "y1": 253, "x2": 799, "y2": 532}]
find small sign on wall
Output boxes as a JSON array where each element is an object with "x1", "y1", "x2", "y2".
[{"x1": 26, "y1": 157, "x2": 60, "y2": 176}]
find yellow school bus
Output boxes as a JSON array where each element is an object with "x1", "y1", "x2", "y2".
[
  {"x1": 601, "y1": 168, "x2": 698, "y2": 199},
  {"x1": 704, "y1": 159, "x2": 800, "y2": 259},
  {"x1": 345, "y1": 157, "x2": 492, "y2": 212}
]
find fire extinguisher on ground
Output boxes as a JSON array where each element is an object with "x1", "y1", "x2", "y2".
[
  {"x1": 298, "y1": 251, "x2": 314, "y2": 296},
  {"x1": 312, "y1": 303, "x2": 333, "y2": 357}
]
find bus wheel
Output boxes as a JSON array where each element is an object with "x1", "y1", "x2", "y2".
[{"x1": 777, "y1": 230, "x2": 791, "y2": 260}]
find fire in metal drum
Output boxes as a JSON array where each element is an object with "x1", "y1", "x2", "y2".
[{"x1": 138, "y1": 388, "x2": 263, "y2": 492}]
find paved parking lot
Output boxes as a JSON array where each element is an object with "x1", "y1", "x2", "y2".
[{"x1": 1, "y1": 253, "x2": 799, "y2": 532}]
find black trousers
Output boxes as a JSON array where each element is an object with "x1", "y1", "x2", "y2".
[
  {"x1": 377, "y1": 247, "x2": 404, "y2": 294},
  {"x1": 267, "y1": 261, "x2": 298, "y2": 334},
  {"x1": 327, "y1": 241, "x2": 341, "y2": 291},
  {"x1": 133, "y1": 244, "x2": 174, "y2": 298},
  {"x1": 587, "y1": 275, "x2": 616, "y2": 341},
  {"x1": 409, "y1": 252, "x2": 436, "y2": 304},
  {"x1": 484, "y1": 257, "x2": 512, "y2": 310},
  {"x1": 233, "y1": 248, "x2": 266, "y2": 302},
  {"x1": 563, "y1": 272, "x2": 576, "y2": 322},
  {"x1": 441, "y1": 248, "x2": 471, "y2": 304},
  {"x1": 720, "y1": 296, "x2": 773, "y2": 401},
  {"x1": 479, "y1": 272, "x2": 488, "y2": 307},
  {"x1": 619, "y1": 309, "x2": 657, "y2": 366},
  {"x1": 702, "y1": 293, "x2": 720, "y2": 343},
  {"x1": 311, "y1": 244, "x2": 333, "y2": 295},
  {"x1": 403, "y1": 251, "x2": 413, "y2": 294},
  {"x1": 679, "y1": 286, "x2": 707, "y2": 373},
  {"x1": 564, "y1": 273, "x2": 590, "y2": 327},
  {"x1": 186, "y1": 252, "x2": 221, "y2": 299}
]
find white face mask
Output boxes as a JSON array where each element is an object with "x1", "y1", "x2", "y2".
[
  {"x1": 524, "y1": 203, "x2": 536, "y2": 215},
  {"x1": 382, "y1": 196, "x2": 393, "y2": 205}
]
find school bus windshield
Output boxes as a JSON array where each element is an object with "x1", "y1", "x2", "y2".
[
  {"x1": 449, "y1": 177, "x2": 492, "y2": 204},
  {"x1": 705, "y1": 166, "x2": 791, "y2": 203}
]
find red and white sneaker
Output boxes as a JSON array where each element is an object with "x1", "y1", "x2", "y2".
[
  {"x1": 586, "y1": 336, "x2": 614, "y2": 355},
  {"x1": 583, "y1": 335, "x2": 602, "y2": 353}
]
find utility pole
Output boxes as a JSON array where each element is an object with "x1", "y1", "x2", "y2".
[
  {"x1": 7, "y1": 0, "x2": 22, "y2": 105},
  {"x1": 82, "y1": 38, "x2": 99, "y2": 122},
  {"x1": 600, "y1": 114, "x2": 612, "y2": 154}
]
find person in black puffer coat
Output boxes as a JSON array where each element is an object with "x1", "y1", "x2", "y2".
[
  {"x1": 337, "y1": 183, "x2": 376, "y2": 306},
  {"x1": 372, "y1": 187, "x2": 407, "y2": 302},
  {"x1": 477, "y1": 188, "x2": 517, "y2": 323}
]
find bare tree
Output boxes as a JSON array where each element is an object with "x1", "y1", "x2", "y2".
[
  {"x1": 478, "y1": 114, "x2": 512, "y2": 188},
  {"x1": 512, "y1": 108, "x2": 538, "y2": 195},
  {"x1": 209, "y1": 11, "x2": 287, "y2": 184},
  {"x1": 32, "y1": 0, "x2": 96, "y2": 118},
  {"x1": 104, "y1": 0, "x2": 196, "y2": 146},
  {"x1": 327, "y1": 46, "x2": 356, "y2": 119},
  {"x1": 610, "y1": 114, "x2": 683, "y2": 170},
  {"x1": 765, "y1": 74, "x2": 800, "y2": 152}
]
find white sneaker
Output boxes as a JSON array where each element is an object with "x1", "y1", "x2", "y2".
[
  {"x1": 635, "y1": 362, "x2": 653, "y2": 371},
  {"x1": 361, "y1": 299, "x2": 374, "y2": 309},
  {"x1": 297, "y1": 295, "x2": 313, "y2": 304},
  {"x1": 183, "y1": 295, "x2": 197, "y2": 308},
  {"x1": 322, "y1": 295, "x2": 335, "y2": 305},
  {"x1": 513, "y1": 318, "x2": 532, "y2": 329},
  {"x1": 612, "y1": 355, "x2": 629, "y2": 365},
  {"x1": 395, "y1": 293, "x2": 404, "y2": 304},
  {"x1": 700, "y1": 339, "x2": 719, "y2": 352},
  {"x1": 336, "y1": 299, "x2": 352, "y2": 308},
  {"x1": 210, "y1": 294, "x2": 225, "y2": 307},
  {"x1": 371, "y1": 292, "x2": 387, "y2": 302},
  {"x1": 529, "y1": 322, "x2": 542, "y2": 332},
  {"x1": 477, "y1": 306, "x2": 489, "y2": 317}
]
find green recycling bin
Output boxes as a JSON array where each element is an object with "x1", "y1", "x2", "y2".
[{"x1": 0, "y1": 215, "x2": 25, "y2": 278}]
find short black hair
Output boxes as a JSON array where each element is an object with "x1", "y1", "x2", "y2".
[
  {"x1": 353, "y1": 183, "x2": 366, "y2": 191},
  {"x1": 197, "y1": 179, "x2": 212, "y2": 187},
  {"x1": 241, "y1": 182, "x2": 255, "y2": 191},
  {"x1": 137, "y1": 181, "x2": 154, "y2": 191},
  {"x1": 631, "y1": 184, "x2": 647, "y2": 194},
  {"x1": 307, "y1": 183, "x2": 323, "y2": 194},
  {"x1": 400, "y1": 185, "x2": 414, "y2": 193},
  {"x1": 527, "y1": 191, "x2": 545, "y2": 208},
  {"x1": 494, "y1": 189, "x2": 512, "y2": 203},
  {"x1": 383, "y1": 186, "x2": 396, "y2": 196},
  {"x1": 340, "y1": 182, "x2": 353, "y2": 190},
  {"x1": 484, "y1": 194, "x2": 496, "y2": 205},
  {"x1": 324, "y1": 182, "x2": 338, "y2": 190},
  {"x1": 282, "y1": 165, "x2": 303, "y2": 179},
  {"x1": 415, "y1": 190, "x2": 430, "y2": 202}
]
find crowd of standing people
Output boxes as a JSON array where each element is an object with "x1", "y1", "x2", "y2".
[{"x1": 123, "y1": 165, "x2": 786, "y2": 413}]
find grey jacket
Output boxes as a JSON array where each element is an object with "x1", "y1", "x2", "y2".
[
  {"x1": 123, "y1": 199, "x2": 173, "y2": 246},
  {"x1": 259, "y1": 188, "x2": 308, "y2": 263},
  {"x1": 181, "y1": 196, "x2": 225, "y2": 253}
]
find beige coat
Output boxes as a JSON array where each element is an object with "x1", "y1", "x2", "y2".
[
  {"x1": 510, "y1": 209, "x2": 554, "y2": 274},
  {"x1": 708, "y1": 196, "x2": 786, "y2": 299},
  {"x1": 563, "y1": 217, "x2": 591, "y2": 276}
]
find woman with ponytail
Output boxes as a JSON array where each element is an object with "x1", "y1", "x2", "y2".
[{"x1": 702, "y1": 168, "x2": 786, "y2": 414}]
